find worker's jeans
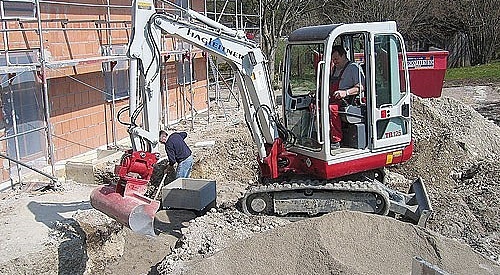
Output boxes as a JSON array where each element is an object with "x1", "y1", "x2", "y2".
[{"x1": 176, "y1": 155, "x2": 193, "y2": 178}]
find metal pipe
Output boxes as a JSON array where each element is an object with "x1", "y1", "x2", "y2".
[
  {"x1": 204, "y1": 0, "x2": 210, "y2": 124},
  {"x1": 0, "y1": 152, "x2": 58, "y2": 184},
  {"x1": 234, "y1": 0, "x2": 238, "y2": 30},
  {"x1": 106, "y1": 0, "x2": 117, "y2": 148},
  {"x1": 0, "y1": 126, "x2": 46, "y2": 141},
  {"x1": 162, "y1": 57, "x2": 168, "y2": 127},
  {"x1": 189, "y1": 47, "x2": 194, "y2": 130},
  {"x1": 0, "y1": 27, "x2": 131, "y2": 32},
  {"x1": 39, "y1": 0, "x2": 130, "y2": 9},
  {"x1": 7, "y1": 85, "x2": 22, "y2": 185},
  {"x1": 259, "y1": 0, "x2": 263, "y2": 48},
  {"x1": 2, "y1": 21, "x2": 9, "y2": 65},
  {"x1": 36, "y1": 0, "x2": 57, "y2": 184}
]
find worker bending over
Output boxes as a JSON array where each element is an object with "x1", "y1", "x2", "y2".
[{"x1": 159, "y1": 130, "x2": 193, "y2": 178}]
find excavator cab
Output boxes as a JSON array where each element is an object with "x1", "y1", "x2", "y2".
[
  {"x1": 243, "y1": 22, "x2": 431, "y2": 226},
  {"x1": 281, "y1": 23, "x2": 413, "y2": 179}
]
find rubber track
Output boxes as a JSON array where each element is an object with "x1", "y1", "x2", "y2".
[{"x1": 242, "y1": 179, "x2": 391, "y2": 216}]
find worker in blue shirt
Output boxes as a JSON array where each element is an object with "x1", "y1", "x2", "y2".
[{"x1": 159, "y1": 130, "x2": 193, "y2": 178}]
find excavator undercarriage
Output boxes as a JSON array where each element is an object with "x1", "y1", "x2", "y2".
[{"x1": 242, "y1": 172, "x2": 432, "y2": 227}]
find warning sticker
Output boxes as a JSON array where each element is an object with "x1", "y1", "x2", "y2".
[
  {"x1": 386, "y1": 154, "x2": 393, "y2": 164},
  {"x1": 137, "y1": 1, "x2": 152, "y2": 10}
]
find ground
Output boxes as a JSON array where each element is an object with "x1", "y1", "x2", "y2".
[{"x1": 0, "y1": 83, "x2": 499, "y2": 274}]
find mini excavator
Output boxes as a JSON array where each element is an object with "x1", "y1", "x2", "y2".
[{"x1": 90, "y1": 0, "x2": 432, "y2": 235}]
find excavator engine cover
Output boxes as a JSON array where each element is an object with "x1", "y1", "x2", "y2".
[{"x1": 90, "y1": 150, "x2": 160, "y2": 236}]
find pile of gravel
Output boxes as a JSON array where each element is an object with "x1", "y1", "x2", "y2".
[
  {"x1": 391, "y1": 95, "x2": 500, "y2": 262},
  {"x1": 156, "y1": 207, "x2": 290, "y2": 274},
  {"x1": 165, "y1": 211, "x2": 500, "y2": 275}
]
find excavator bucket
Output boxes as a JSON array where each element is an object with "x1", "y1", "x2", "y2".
[
  {"x1": 90, "y1": 184, "x2": 160, "y2": 236},
  {"x1": 90, "y1": 150, "x2": 162, "y2": 236}
]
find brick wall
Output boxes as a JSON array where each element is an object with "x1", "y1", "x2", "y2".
[
  {"x1": 0, "y1": 0, "x2": 210, "y2": 182},
  {"x1": 49, "y1": 72, "x2": 130, "y2": 161}
]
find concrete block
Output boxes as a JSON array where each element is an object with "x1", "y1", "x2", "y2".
[
  {"x1": 65, "y1": 149, "x2": 123, "y2": 185},
  {"x1": 162, "y1": 178, "x2": 216, "y2": 211}
]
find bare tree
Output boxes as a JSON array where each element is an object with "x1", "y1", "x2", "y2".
[
  {"x1": 244, "y1": 0, "x2": 327, "y2": 81},
  {"x1": 455, "y1": 0, "x2": 499, "y2": 65},
  {"x1": 320, "y1": 0, "x2": 499, "y2": 65},
  {"x1": 321, "y1": 0, "x2": 433, "y2": 47}
]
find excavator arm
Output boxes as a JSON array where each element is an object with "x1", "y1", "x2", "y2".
[
  {"x1": 127, "y1": 0, "x2": 280, "y2": 159},
  {"x1": 91, "y1": 0, "x2": 285, "y2": 236}
]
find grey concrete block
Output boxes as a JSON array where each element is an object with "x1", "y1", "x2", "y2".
[{"x1": 162, "y1": 178, "x2": 216, "y2": 211}]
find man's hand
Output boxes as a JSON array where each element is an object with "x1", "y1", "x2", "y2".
[{"x1": 333, "y1": 89, "x2": 348, "y2": 99}]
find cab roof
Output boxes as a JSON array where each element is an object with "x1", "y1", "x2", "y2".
[
  {"x1": 287, "y1": 21, "x2": 398, "y2": 42},
  {"x1": 288, "y1": 24, "x2": 342, "y2": 42}
]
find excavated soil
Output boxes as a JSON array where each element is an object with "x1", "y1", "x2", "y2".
[{"x1": 0, "y1": 84, "x2": 499, "y2": 275}]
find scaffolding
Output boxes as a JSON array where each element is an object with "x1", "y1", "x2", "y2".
[
  {"x1": 0, "y1": 0, "x2": 136, "y2": 189},
  {"x1": 0, "y1": 0, "x2": 261, "y2": 189},
  {"x1": 203, "y1": 0, "x2": 262, "y2": 120}
]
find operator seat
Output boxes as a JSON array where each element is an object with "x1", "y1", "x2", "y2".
[{"x1": 339, "y1": 99, "x2": 367, "y2": 149}]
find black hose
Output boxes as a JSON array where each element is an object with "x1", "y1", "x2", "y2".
[
  {"x1": 254, "y1": 105, "x2": 296, "y2": 148},
  {"x1": 117, "y1": 105, "x2": 132, "y2": 127}
]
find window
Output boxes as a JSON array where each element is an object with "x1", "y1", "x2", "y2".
[
  {"x1": 374, "y1": 34, "x2": 406, "y2": 108},
  {"x1": 0, "y1": 68, "x2": 45, "y2": 159},
  {"x1": 373, "y1": 34, "x2": 409, "y2": 140},
  {"x1": 287, "y1": 43, "x2": 324, "y2": 97},
  {"x1": 102, "y1": 45, "x2": 129, "y2": 101},
  {"x1": 1, "y1": 0, "x2": 36, "y2": 19},
  {"x1": 0, "y1": 49, "x2": 38, "y2": 67},
  {"x1": 284, "y1": 43, "x2": 325, "y2": 150}
]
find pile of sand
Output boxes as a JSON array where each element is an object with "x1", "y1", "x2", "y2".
[{"x1": 173, "y1": 212, "x2": 499, "y2": 275}]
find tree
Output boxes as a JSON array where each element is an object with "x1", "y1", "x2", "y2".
[
  {"x1": 319, "y1": 0, "x2": 499, "y2": 66},
  {"x1": 454, "y1": 0, "x2": 499, "y2": 65},
  {"x1": 244, "y1": 0, "x2": 328, "y2": 80},
  {"x1": 321, "y1": 0, "x2": 433, "y2": 48}
]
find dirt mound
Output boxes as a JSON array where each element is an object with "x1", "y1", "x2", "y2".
[
  {"x1": 153, "y1": 93, "x2": 500, "y2": 274},
  {"x1": 391, "y1": 95, "x2": 500, "y2": 262},
  {"x1": 173, "y1": 212, "x2": 500, "y2": 275},
  {"x1": 187, "y1": 114, "x2": 258, "y2": 207}
]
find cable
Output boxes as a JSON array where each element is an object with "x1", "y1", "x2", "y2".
[
  {"x1": 254, "y1": 105, "x2": 296, "y2": 148},
  {"x1": 144, "y1": 14, "x2": 162, "y2": 86},
  {"x1": 130, "y1": 102, "x2": 144, "y2": 126},
  {"x1": 117, "y1": 105, "x2": 132, "y2": 126}
]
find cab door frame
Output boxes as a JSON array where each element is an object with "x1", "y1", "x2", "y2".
[{"x1": 367, "y1": 32, "x2": 412, "y2": 151}]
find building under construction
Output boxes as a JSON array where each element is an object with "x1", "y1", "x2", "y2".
[{"x1": 0, "y1": 0, "x2": 261, "y2": 189}]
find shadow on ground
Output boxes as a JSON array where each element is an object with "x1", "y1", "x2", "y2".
[{"x1": 27, "y1": 201, "x2": 92, "y2": 275}]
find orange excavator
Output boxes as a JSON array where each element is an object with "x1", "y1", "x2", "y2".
[{"x1": 90, "y1": 0, "x2": 432, "y2": 236}]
